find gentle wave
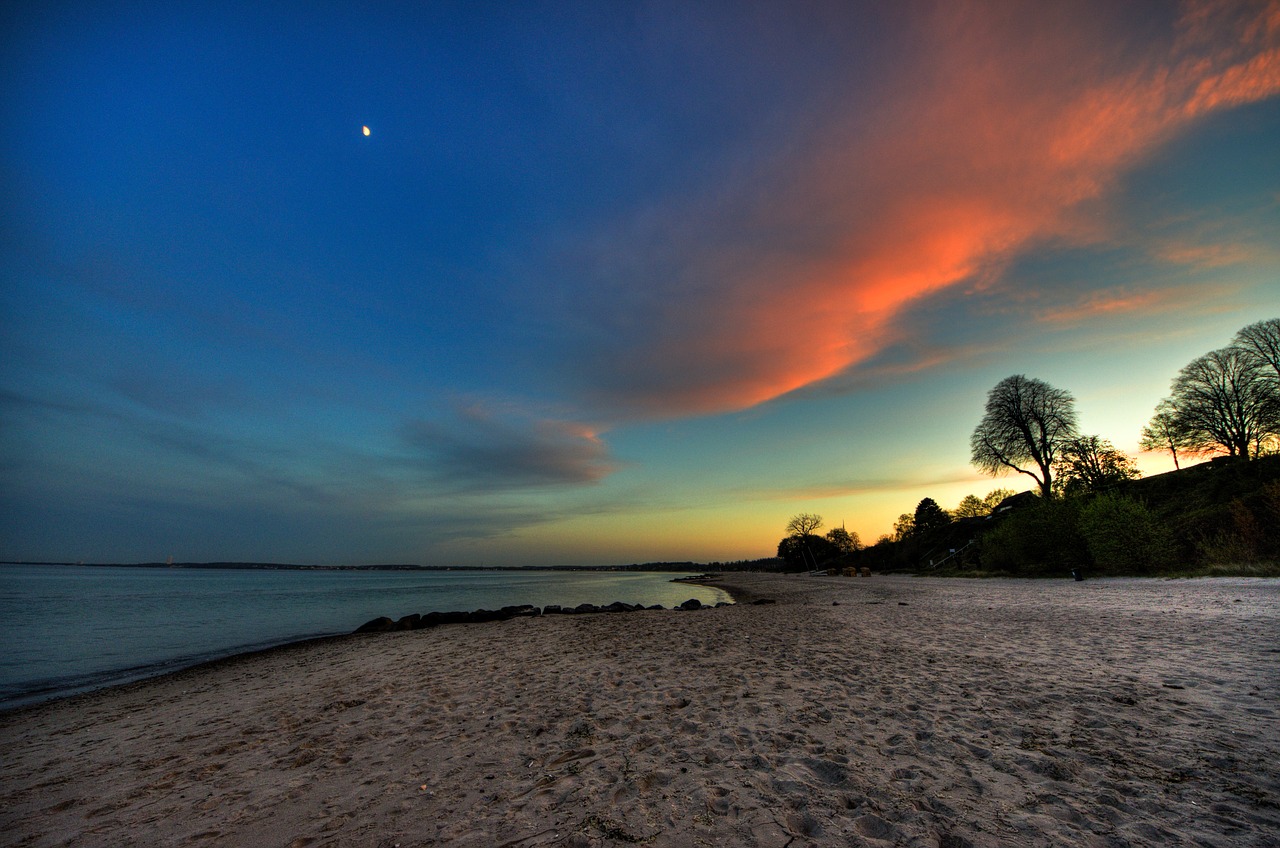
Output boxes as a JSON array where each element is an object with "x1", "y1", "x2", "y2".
[{"x1": 0, "y1": 565, "x2": 729, "y2": 709}]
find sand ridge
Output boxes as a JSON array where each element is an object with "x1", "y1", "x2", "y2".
[{"x1": 1, "y1": 574, "x2": 1277, "y2": 847}]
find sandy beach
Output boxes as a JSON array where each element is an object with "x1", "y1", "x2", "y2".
[{"x1": 1, "y1": 573, "x2": 1277, "y2": 847}]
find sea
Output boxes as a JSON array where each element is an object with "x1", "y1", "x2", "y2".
[{"x1": 0, "y1": 564, "x2": 731, "y2": 710}]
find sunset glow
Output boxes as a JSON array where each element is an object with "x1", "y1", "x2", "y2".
[{"x1": 2, "y1": 0, "x2": 1277, "y2": 565}]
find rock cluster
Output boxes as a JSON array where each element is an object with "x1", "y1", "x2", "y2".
[{"x1": 354, "y1": 598, "x2": 734, "y2": 634}]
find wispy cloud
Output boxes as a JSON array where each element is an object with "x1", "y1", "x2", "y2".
[
  {"x1": 399, "y1": 401, "x2": 616, "y2": 492},
  {"x1": 549, "y1": 0, "x2": 1280, "y2": 421},
  {"x1": 730, "y1": 470, "x2": 991, "y2": 505},
  {"x1": 1036, "y1": 288, "x2": 1175, "y2": 325}
]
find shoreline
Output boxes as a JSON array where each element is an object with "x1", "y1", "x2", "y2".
[
  {"x1": 2, "y1": 573, "x2": 1277, "y2": 846},
  {"x1": 1, "y1": 571, "x2": 732, "y2": 713}
]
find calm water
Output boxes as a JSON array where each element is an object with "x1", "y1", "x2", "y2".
[{"x1": 0, "y1": 565, "x2": 729, "y2": 709}]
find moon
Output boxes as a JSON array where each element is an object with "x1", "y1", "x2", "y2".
[{"x1": 362, "y1": 125, "x2": 370, "y2": 136}]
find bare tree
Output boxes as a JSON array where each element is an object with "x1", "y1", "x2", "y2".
[
  {"x1": 1164, "y1": 346, "x2": 1279, "y2": 460},
  {"x1": 1233, "y1": 318, "x2": 1280, "y2": 379},
  {"x1": 784, "y1": 513, "x2": 823, "y2": 537},
  {"x1": 1140, "y1": 400, "x2": 1188, "y2": 470},
  {"x1": 970, "y1": 375, "x2": 1078, "y2": 498}
]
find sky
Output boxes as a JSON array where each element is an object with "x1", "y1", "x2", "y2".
[{"x1": 2, "y1": 0, "x2": 1278, "y2": 566}]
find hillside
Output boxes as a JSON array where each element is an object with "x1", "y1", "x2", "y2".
[{"x1": 850, "y1": 455, "x2": 1280, "y2": 577}]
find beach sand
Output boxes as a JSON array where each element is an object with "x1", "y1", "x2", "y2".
[{"x1": 1, "y1": 573, "x2": 1277, "y2": 847}]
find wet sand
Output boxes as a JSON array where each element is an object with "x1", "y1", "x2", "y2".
[{"x1": 1, "y1": 573, "x2": 1277, "y2": 847}]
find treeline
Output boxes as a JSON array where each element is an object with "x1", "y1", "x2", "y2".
[{"x1": 776, "y1": 317, "x2": 1280, "y2": 577}]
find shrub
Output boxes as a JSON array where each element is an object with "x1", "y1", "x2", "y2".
[
  {"x1": 977, "y1": 498, "x2": 1088, "y2": 576},
  {"x1": 1078, "y1": 494, "x2": 1176, "y2": 574}
]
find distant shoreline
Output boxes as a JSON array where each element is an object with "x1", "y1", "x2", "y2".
[
  {"x1": 0, "y1": 560, "x2": 759, "y2": 573},
  {"x1": 0, "y1": 568, "x2": 735, "y2": 711}
]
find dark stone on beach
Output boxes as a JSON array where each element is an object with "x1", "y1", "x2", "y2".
[
  {"x1": 604, "y1": 601, "x2": 638, "y2": 613},
  {"x1": 425, "y1": 610, "x2": 474, "y2": 625},
  {"x1": 396, "y1": 613, "x2": 421, "y2": 630},
  {"x1": 715, "y1": 602, "x2": 731, "y2": 607},
  {"x1": 752, "y1": 599, "x2": 776, "y2": 605},
  {"x1": 500, "y1": 604, "x2": 539, "y2": 618},
  {"x1": 355, "y1": 616, "x2": 396, "y2": 634},
  {"x1": 470, "y1": 608, "x2": 509, "y2": 623},
  {"x1": 573, "y1": 603, "x2": 600, "y2": 614},
  {"x1": 543, "y1": 605, "x2": 563, "y2": 615},
  {"x1": 648, "y1": 604, "x2": 665, "y2": 610},
  {"x1": 679, "y1": 598, "x2": 702, "y2": 611}
]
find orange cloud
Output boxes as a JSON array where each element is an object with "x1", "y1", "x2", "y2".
[
  {"x1": 1150, "y1": 239, "x2": 1259, "y2": 268},
  {"x1": 1037, "y1": 289, "x2": 1173, "y2": 325},
  {"x1": 569, "y1": 0, "x2": 1280, "y2": 421}
]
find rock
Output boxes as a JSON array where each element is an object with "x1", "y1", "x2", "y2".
[
  {"x1": 715, "y1": 602, "x2": 732, "y2": 607},
  {"x1": 499, "y1": 604, "x2": 539, "y2": 617},
  {"x1": 354, "y1": 616, "x2": 396, "y2": 634},
  {"x1": 647, "y1": 604, "x2": 665, "y2": 610},
  {"x1": 604, "y1": 601, "x2": 639, "y2": 613},
  {"x1": 543, "y1": 604, "x2": 563, "y2": 615},
  {"x1": 396, "y1": 613, "x2": 421, "y2": 630},
  {"x1": 678, "y1": 598, "x2": 702, "y2": 611},
  {"x1": 422, "y1": 610, "x2": 473, "y2": 626}
]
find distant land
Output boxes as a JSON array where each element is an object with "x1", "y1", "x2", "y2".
[{"x1": 0, "y1": 560, "x2": 782, "y2": 573}]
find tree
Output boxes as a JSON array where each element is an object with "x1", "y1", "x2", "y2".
[
  {"x1": 1233, "y1": 320, "x2": 1280, "y2": 457},
  {"x1": 778, "y1": 513, "x2": 831, "y2": 571},
  {"x1": 891, "y1": 512, "x2": 915, "y2": 542},
  {"x1": 777, "y1": 533, "x2": 836, "y2": 570},
  {"x1": 1233, "y1": 318, "x2": 1280, "y2": 380},
  {"x1": 953, "y1": 488, "x2": 1017, "y2": 519},
  {"x1": 1140, "y1": 401, "x2": 1189, "y2": 470},
  {"x1": 913, "y1": 497, "x2": 951, "y2": 533},
  {"x1": 785, "y1": 513, "x2": 824, "y2": 537},
  {"x1": 970, "y1": 375, "x2": 1079, "y2": 498},
  {"x1": 1162, "y1": 346, "x2": 1279, "y2": 460},
  {"x1": 825, "y1": 526, "x2": 862, "y2": 554},
  {"x1": 1054, "y1": 435, "x2": 1140, "y2": 496}
]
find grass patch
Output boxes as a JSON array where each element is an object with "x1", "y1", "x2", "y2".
[{"x1": 1161, "y1": 561, "x2": 1280, "y2": 578}]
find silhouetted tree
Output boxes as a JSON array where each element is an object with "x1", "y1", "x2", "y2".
[
  {"x1": 1234, "y1": 318, "x2": 1280, "y2": 380},
  {"x1": 953, "y1": 488, "x2": 1017, "y2": 519},
  {"x1": 825, "y1": 526, "x2": 862, "y2": 554},
  {"x1": 1162, "y1": 346, "x2": 1279, "y2": 460},
  {"x1": 913, "y1": 497, "x2": 951, "y2": 533},
  {"x1": 777, "y1": 533, "x2": 837, "y2": 570},
  {"x1": 970, "y1": 375, "x2": 1078, "y2": 498},
  {"x1": 778, "y1": 513, "x2": 830, "y2": 571},
  {"x1": 892, "y1": 512, "x2": 915, "y2": 542},
  {"x1": 1140, "y1": 400, "x2": 1189, "y2": 470},
  {"x1": 1055, "y1": 435, "x2": 1140, "y2": 495},
  {"x1": 785, "y1": 513, "x2": 824, "y2": 537}
]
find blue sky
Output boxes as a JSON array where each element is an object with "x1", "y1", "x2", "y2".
[{"x1": 2, "y1": 0, "x2": 1278, "y2": 565}]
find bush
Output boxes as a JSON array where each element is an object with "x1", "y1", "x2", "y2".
[
  {"x1": 1193, "y1": 482, "x2": 1280, "y2": 566},
  {"x1": 977, "y1": 498, "x2": 1088, "y2": 576},
  {"x1": 1078, "y1": 494, "x2": 1176, "y2": 574}
]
